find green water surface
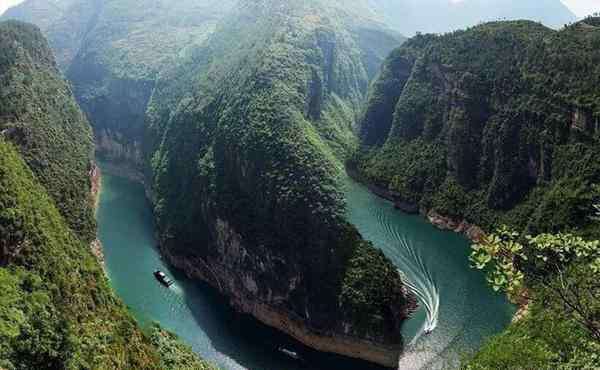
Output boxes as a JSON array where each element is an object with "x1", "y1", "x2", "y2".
[{"x1": 96, "y1": 169, "x2": 513, "y2": 369}]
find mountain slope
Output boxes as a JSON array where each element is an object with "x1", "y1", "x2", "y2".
[
  {"x1": 146, "y1": 1, "x2": 414, "y2": 366},
  {"x1": 353, "y1": 18, "x2": 600, "y2": 236},
  {"x1": 3, "y1": 0, "x2": 237, "y2": 167},
  {"x1": 0, "y1": 19, "x2": 95, "y2": 241},
  {"x1": 4, "y1": 1, "x2": 416, "y2": 366},
  {"x1": 0, "y1": 20, "x2": 210, "y2": 369}
]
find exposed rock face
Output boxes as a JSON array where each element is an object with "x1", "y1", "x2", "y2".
[
  {"x1": 90, "y1": 163, "x2": 101, "y2": 207},
  {"x1": 67, "y1": 62, "x2": 155, "y2": 165},
  {"x1": 426, "y1": 210, "x2": 485, "y2": 243},
  {"x1": 354, "y1": 20, "x2": 600, "y2": 234},
  {"x1": 95, "y1": 127, "x2": 144, "y2": 166},
  {"x1": 6, "y1": 1, "x2": 416, "y2": 366},
  {"x1": 162, "y1": 217, "x2": 415, "y2": 368},
  {"x1": 145, "y1": 2, "x2": 415, "y2": 366}
]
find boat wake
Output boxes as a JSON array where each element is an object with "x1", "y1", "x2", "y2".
[
  {"x1": 375, "y1": 209, "x2": 440, "y2": 341},
  {"x1": 400, "y1": 265, "x2": 440, "y2": 342}
]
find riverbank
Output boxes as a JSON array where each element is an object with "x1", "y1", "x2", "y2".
[
  {"x1": 346, "y1": 165, "x2": 530, "y2": 324},
  {"x1": 346, "y1": 165, "x2": 486, "y2": 243},
  {"x1": 94, "y1": 158, "x2": 412, "y2": 368},
  {"x1": 90, "y1": 162, "x2": 105, "y2": 268},
  {"x1": 161, "y1": 241, "x2": 405, "y2": 368},
  {"x1": 96, "y1": 169, "x2": 396, "y2": 370}
]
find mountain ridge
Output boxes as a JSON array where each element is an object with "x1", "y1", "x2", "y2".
[
  {"x1": 0, "y1": 19, "x2": 213, "y2": 370},
  {"x1": 354, "y1": 17, "x2": 600, "y2": 239}
]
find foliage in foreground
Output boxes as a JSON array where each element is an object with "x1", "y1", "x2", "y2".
[
  {"x1": 465, "y1": 222, "x2": 600, "y2": 368},
  {"x1": 150, "y1": 325, "x2": 216, "y2": 370},
  {"x1": 464, "y1": 295, "x2": 600, "y2": 370}
]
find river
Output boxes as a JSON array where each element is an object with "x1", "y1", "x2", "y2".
[{"x1": 96, "y1": 168, "x2": 514, "y2": 370}]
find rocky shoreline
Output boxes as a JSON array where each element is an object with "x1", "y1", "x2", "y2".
[
  {"x1": 345, "y1": 165, "x2": 531, "y2": 321},
  {"x1": 426, "y1": 210, "x2": 486, "y2": 243},
  {"x1": 90, "y1": 163, "x2": 101, "y2": 210},
  {"x1": 346, "y1": 165, "x2": 485, "y2": 242},
  {"x1": 89, "y1": 163, "x2": 105, "y2": 269},
  {"x1": 160, "y1": 230, "x2": 405, "y2": 369}
]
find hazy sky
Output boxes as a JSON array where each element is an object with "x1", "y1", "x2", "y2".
[
  {"x1": 0, "y1": 0, "x2": 25, "y2": 15},
  {"x1": 0, "y1": 0, "x2": 598, "y2": 20},
  {"x1": 561, "y1": 0, "x2": 599, "y2": 16}
]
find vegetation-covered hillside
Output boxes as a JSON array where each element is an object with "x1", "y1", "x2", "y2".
[
  {"x1": 355, "y1": 17, "x2": 600, "y2": 369},
  {"x1": 5, "y1": 0, "x2": 416, "y2": 365},
  {"x1": 0, "y1": 20, "x2": 211, "y2": 369},
  {"x1": 0, "y1": 20, "x2": 95, "y2": 241},
  {"x1": 354, "y1": 18, "x2": 600, "y2": 237},
  {"x1": 3, "y1": 0, "x2": 237, "y2": 165},
  {"x1": 146, "y1": 0, "x2": 413, "y2": 365},
  {"x1": 0, "y1": 138, "x2": 160, "y2": 369}
]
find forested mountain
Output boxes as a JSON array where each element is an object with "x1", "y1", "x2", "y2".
[
  {"x1": 3, "y1": 0, "x2": 595, "y2": 368},
  {"x1": 0, "y1": 18, "x2": 94, "y2": 240},
  {"x1": 3, "y1": 0, "x2": 237, "y2": 167},
  {"x1": 354, "y1": 18, "x2": 600, "y2": 368},
  {"x1": 146, "y1": 1, "x2": 415, "y2": 366},
  {"x1": 354, "y1": 18, "x2": 600, "y2": 236},
  {"x1": 0, "y1": 20, "x2": 210, "y2": 369},
  {"x1": 368, "y1": 0, "x2": 577, "y2": 35},
  {"x1": 5, "y1": 0, "x2": 415, "y2": 367}
]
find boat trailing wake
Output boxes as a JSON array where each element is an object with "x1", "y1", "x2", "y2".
[
  {"x1": 375, "y1": 209, "x2": 440, "y2": 341},
  {"x1": 396, "y1": 238, "x2": 440, "y2": 343}
]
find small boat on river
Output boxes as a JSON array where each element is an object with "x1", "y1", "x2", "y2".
[
  {"x1": 278, "y1": 347, "x2": 302, "y2": 361},
  {"x1": 154, "y1": 270, "x2": 174, "y2": 287}
]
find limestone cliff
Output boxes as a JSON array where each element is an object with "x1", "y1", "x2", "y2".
[
  {"x1": 146, "y1": 1, "x2": 415, "y2": 366},
  {"x1": 354, "y1": 19, "x2": 600, "y2": 236},
  {"x1": 6, "y1": 1, "x2": 417, "y2": 366}
]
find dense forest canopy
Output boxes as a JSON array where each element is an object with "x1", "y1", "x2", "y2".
[
  {"x1": 354, "y1": 16, "x2": 600, "y2": 369},
  {"x1": 0, "y1": 0, "x2": 599, "y2": 369},
  {"x1": 355, "y1": 18, "x2": 600, "y2": 236},
  {"x1": 146, "y1": 1, "x2": 415, "y2": 364},
  {"x1": 0, "y1": 20, "x2": 211, "y2": 369}
]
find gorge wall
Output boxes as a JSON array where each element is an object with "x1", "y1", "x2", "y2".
[
  {"x1": 0, "y1": 20, "x2": 172, "y2": 369},
  {"x1": 4, "y1": 0, "x2": 237, "y2": 166},
  {"x1": 353, "y1": 18, "x2": 600, "y2": 237},
  {"x1": 4, "y1": 0, "x2": 419, "y2": 367},
  {"x1": 145, "y1": 1, "x2": 417, "y2": 366}
]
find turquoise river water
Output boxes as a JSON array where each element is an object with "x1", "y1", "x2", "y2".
[{"x1": 96, "y1": 169, "x2": 514, "y2": 370}]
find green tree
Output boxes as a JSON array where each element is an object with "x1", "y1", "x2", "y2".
[{"x1": 470, "y1": 226, "x2": 600, "y2": 340}]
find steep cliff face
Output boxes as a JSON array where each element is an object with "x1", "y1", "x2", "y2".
[
  {"x1": 146, "y1": 1, "x2": 414, "y2": 366},
  {"x1": 4, "y1": 0, "x2": 236, "y2": 165},
  {"x1": 0, "y1": 20, "x2": 150, "y2": 369},
  {"x1": 1, "y1": 0, "x2": 100, "y2": 69},
  {"x1": 0, "y1": 19, "x2": 95, "y2": 241},
  {"x1": 0, "y1": 20, "x2": 211, "y2": 370},
  {"x1": 354, "y1": 19, "x2": 600, "y2": 235},
  {"x1": 5, "y1": 1, "x2": 416, "y2": 365}
]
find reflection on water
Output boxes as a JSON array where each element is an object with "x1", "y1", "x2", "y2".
[{"x1": 97, "y1": 167, "x2": 513, "y2": 370}]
